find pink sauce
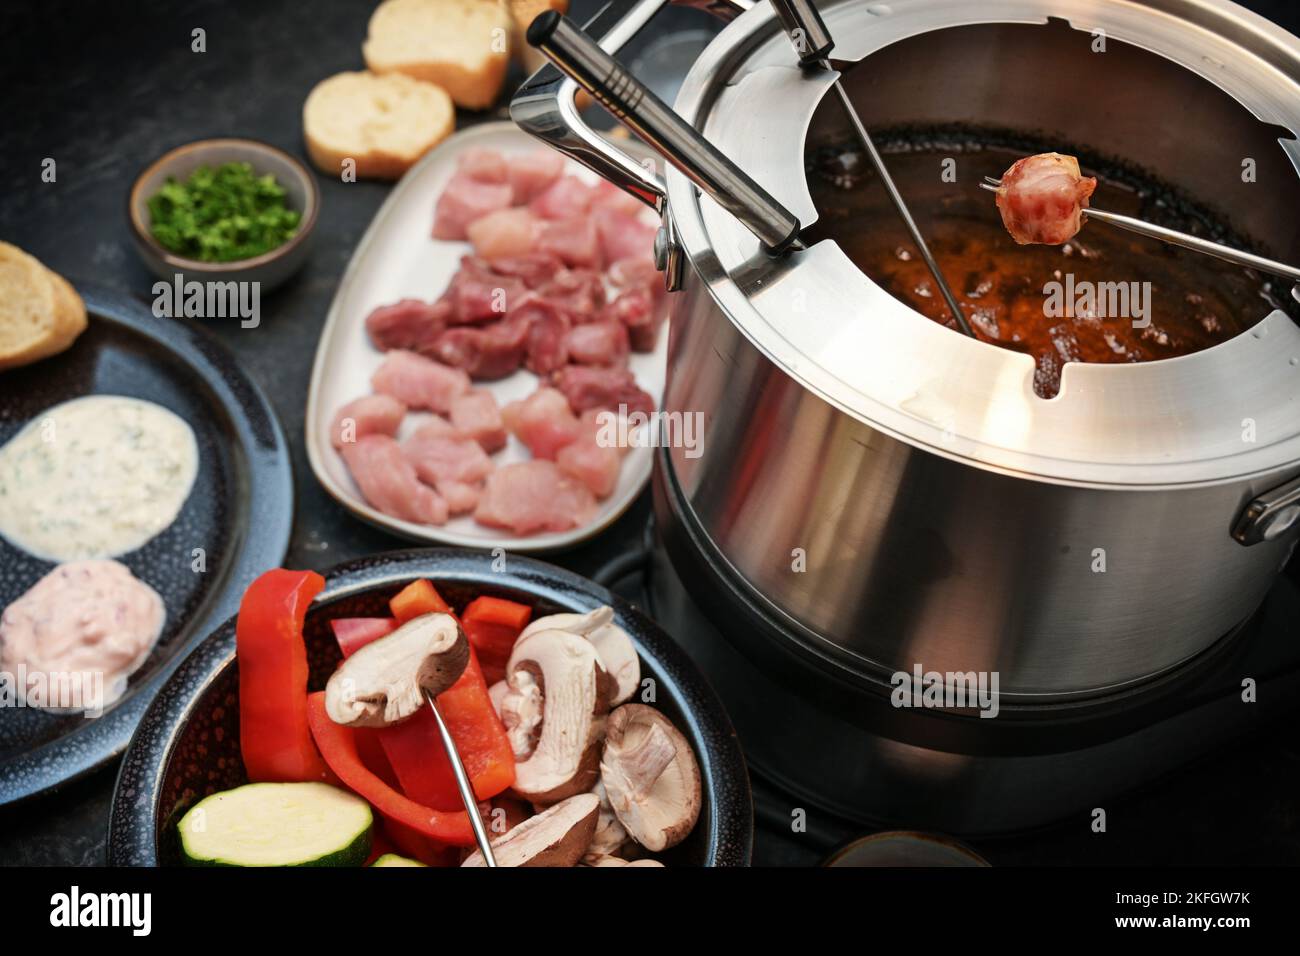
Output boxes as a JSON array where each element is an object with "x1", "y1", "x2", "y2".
[{"x1": 0, "y1": 560, "x2": 165, "y2": 712}]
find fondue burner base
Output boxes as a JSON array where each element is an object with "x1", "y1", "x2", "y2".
[{"x1": 639, "y1": 463, "x2": 1300, "y2": 839}]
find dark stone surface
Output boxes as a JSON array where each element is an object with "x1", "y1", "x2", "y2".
[{"x1": 1, "y1": 0, "x2": 1299, "y2": 867}]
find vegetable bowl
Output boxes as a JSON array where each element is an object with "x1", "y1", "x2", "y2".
[{"x1": 107, "y1": 549, "x2": 752, "y2": 866}]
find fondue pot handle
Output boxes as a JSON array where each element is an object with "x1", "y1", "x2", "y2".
[
  {"x1": 1232, "y1": 473, "x2": 1300, "y2": 546},
  {"x1": 511, "y1": 0, "x2": 802, "y2": 253}
]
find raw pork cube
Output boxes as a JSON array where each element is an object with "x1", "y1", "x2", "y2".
[
  {"x1": 330, "y1": 394, "x2": 407, "y2": 448},
  {"x1": 474, "y1": 461, "x2": 597, "y2": 535},
  {"x1": 340, "y1": 435, "x2": 448, "y2": 526},
  {"x1": 433, "y1": 174, "x2": 514, "y2": 240},
  {"x1": 556, "y1": 436, "x2": 621, "y2": 499},
  {"x1": 371, "y1": 349, "x2": 471, "y2": 414},
  {"x1": 449, "y1": 390, "x2": 507, "y2": 453},
  {"x1": 502, "y1": 386, "x2": 581, "y2": 460}
]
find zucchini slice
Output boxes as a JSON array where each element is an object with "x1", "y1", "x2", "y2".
[
  {"x1": 178, "y1": 782, "x2": 372, "y2": 867},
  {"x1": 371, "y1": 853, "x2": 427, "y2": 867}
]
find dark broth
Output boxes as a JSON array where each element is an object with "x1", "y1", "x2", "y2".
[{"x1": 807, "y1": 130, "x2": 1292, "y2": 397}]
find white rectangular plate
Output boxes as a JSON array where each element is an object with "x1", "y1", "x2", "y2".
[{"x1": 305, "y1": 122, "x2": 666, "y2": 552}]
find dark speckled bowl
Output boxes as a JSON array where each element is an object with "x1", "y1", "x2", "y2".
[{"x1": 108, "y1": 549, "x2": 753, "y2": 866}]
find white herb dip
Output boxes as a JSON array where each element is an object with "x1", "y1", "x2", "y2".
[{"x1": 0, "y1": 395, "x2": 199, "y2": 561}]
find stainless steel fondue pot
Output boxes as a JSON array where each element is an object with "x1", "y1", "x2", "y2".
[{"x1": 513, "y1": 0, "x2": 1300, "y2": 702}]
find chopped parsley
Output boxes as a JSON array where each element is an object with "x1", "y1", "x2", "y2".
[{"x1": 147, "y1": 161, "x2": 301, "y2": 262}]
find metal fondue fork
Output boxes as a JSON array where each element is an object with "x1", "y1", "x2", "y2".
[
  {"x1": 981, "y1": 176, "x2": 1300, "y2": 284},
  {"x1": 423, "y1": 690, "x2": 498, "y2": 867},
  {"x1": 769, "y1": 0, "x2": 977, "y2": 338}
]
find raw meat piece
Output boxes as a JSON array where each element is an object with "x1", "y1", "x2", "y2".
[
  {"x1": 602, "y1": 284, "x2": 665, "y2": 352},
  {"x1": 590, "y1": 178, "x2": 645, "y2": 217},
  {"x1": 444, "y1": 256, "x2": 525, "y2": 324},
  {"x1": 330, "y1": 394, "x2": 407, "y2": 448},
  {"x1": 402, "y1": 421, "x2": 495, "y2": 486},
  {"x1": 515, "y1": 295, "x2": 571, "y2": 375},
  {"x1": 502, "y1": 386, "x2": 581, "y2": 460},
  {"x1": 410, "y1": 413, "x2": 461, "y2": 438},
  {"x1": 431, "y1": 314, "x2": 530, "y2": 380},
  {"x1": 537, "y1": 216, "x2": 601, "y2": 269},
  {"x1": 486, "y1": 252, "x2": 566, "y2": 289},
  {"x1": 371, "y1": 349, "x2": 471, "y2": 413},
  {"x1": 457, "y1": 148, "x2": 509, "y2": 183},
  {"x1": 439, "y1": 480, "x2": 482, "y2": 515},
  {"x1": 340, "y1": 435, "x2": 448, "y2": 526},
  {"x1": 433, "y1": 174, "x2": 514, "y2": 241},
  {"x1": 467, "y1": 208, "x2": 541, "y2": 259},
  {"x1": 564, "y1": 321, "x2": 629, "y2": 366},
  {"x1": 508, "y1": 149, "x2": 565, "y2": 203},
  {"x1": 556, "y1": 435, "x2": 621, "y2": 499},
  {"x1": 594, "y1": 207, "x2": 656, "y2": 266},
  {"x1": 608, "y1": 255, "x2": 660, "y2": 291},
  {"x1": 578, "y1": 407, "x2": 632, "y2": 457},
  {"x1": 536, "y1": 268, "x2": 606, "y2": 322},
  {"x1": 994, "y1": 152, "x2": 1097, "y2": 245},
  {"x1": 365, "y1": 298, "x2": 450, "y2": 353},
  {"x1": 449, "y1": 389, "x2": 507, "y2": 453},
  {"x1": 529, "y1": 175, "x2": 595, "y2": 220},
  {"x1": 474, "y1": 461, "x2": 597, "y2": 535},
  {"x1": 551, "y1": 365, "x2": 655, "y2": 418}
]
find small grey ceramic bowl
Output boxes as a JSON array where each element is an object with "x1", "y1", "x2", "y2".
[{"x1": 128, "y1": 138, "x2": 318, "y2": 293}]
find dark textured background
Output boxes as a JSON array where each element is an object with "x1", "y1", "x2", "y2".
[{"x1": 2, "y1": 0, "x2": 1299, "y2": 866}]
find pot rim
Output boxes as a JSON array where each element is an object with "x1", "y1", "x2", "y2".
[{"x1": 666, "y1": 0, "x2": 1300, "y2": 487}]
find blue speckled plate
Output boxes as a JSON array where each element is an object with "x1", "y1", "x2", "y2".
[
  {"x1": 108, "y1": 549, "x2": 753, "y2": 866},
  {"x1": 0, "y1": 283, "x2": 292, "y2": 806}
]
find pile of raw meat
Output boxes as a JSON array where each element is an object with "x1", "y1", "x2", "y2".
[{"x1": 329, "y1": 147, "x2": 665, "y2": 537}]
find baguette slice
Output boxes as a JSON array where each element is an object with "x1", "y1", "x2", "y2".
[
  {"x1": 0, "y1": 242, "x2": 87, "y2": 372},
  {"x1": 363, "y1": 0, "x2": 513, "y2": 111},
  {"x1": 507, "y1": 0, "x2": 568, "y2": 73},
  {"x1": 304, "y1": 71, "x2": 455, "y2": 181}
]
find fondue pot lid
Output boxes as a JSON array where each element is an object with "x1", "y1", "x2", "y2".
[{"x1": 665, "y1": 0, "x2": 1300, "y2": 487}]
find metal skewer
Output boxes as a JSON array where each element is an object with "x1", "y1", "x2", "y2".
[
  {"x1": 423, "y1": 689, "x2": 497, "y2": 867},
  {"x1": 981, "y1": 176, "x2": 1300, "y2": 284},
  {"x1": 769, "y1": 0, "x2": 976, "y2": 338}
]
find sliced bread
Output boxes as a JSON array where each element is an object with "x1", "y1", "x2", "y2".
[
  {"x1": 0, "y1": 242, "x2": 87, "y2": 372},
  {"x1": 507, "y1": 0, "x2": 568, "y2": 73},
  {"x1": 304, "y1": 71, "x2": 455, "y2": 180},
  {"x1": 363, "y1": 0, "x2": 513, "y2": 111}
]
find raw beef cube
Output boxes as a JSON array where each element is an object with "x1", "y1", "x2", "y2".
[
  {"x1": 365, "y1": 298, "x2": 450, "y2": 354},
  {"x1": 564, "y1": 321, "x2": 629, "y2": 367},
  {"x1": 431, "y1": 314, "x2": 530, "y2": 380},
  {"x1": 551, "y1": 365, "x2": 655, "y2": 418}
]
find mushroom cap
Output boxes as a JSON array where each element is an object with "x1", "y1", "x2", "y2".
[
  {"x1": 324, "y1": 612, "x2": 468, "y2": 727},
  {"x1": 600, "y1": 704, "x2": 702, "y2": 853},
  {"x1": 461, "y1": 793, "x2": 600, "y2": 867},
  {"x1": 521, "y1": 607, "x2": 640, "y2": 705},
  {"x1": 583, "y1": 780, "x2": 632, "y2": 861},
  {"x1": 505, "y1": 628, "x2": 611, "y2": 803}
]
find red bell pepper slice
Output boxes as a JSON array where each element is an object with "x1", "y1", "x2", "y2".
[
  {"x1": 334, "y1": 581, "x2": 516, "y2": 810},
  {"x1": 461, "y1": 595, "x2": 532, "y2": 685},
  {"x1": 330, "y1": 617, "x2": 398, "y2": 657},
  {"x1": 236, "y1": 569, "x2": 332, "y2": 784},
  {"x1": 390, "y1": 579, "x2": 451, "y2": 621},
  {"x1": 306, "y1": 692, "x2": 476, "y2": 846}
]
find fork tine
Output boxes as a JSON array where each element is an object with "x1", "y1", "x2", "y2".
[
  {"x1": 978, "y1": 182, "x2": 999, "y2": 193},
  {"x1": 983, "y1": 176, "x2": 1003, "y2": 187}
]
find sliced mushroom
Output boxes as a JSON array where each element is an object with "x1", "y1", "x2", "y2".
[
  {"x1": 582, "y1": 856, "x2": 666, "y2": 868},
  {"x1": 520, "y1": 606, "x2": 640, "y2": 705},
  {"x1": 461, "y1": 793, "x2": 600, "y2": 867},
  {"x1": 324, "y1": 613, "x2": 468, "y2": 727},
  {"x1": 582, "y1": 780, "x2": 632, "y2": 863},
  {"x1": 487, "y1": 679, "x2": 509, "y2": 720},
  {"x1": 503, "y1": 628, "x2": 612, "y2": 803},
  {"x1": 601, "y1": 704, "x2": 702, "y2": 852}
]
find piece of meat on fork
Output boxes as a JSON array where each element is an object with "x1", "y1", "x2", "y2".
[{"x1": 993, "y1": 152, "x2": 1097, "y2": 245}]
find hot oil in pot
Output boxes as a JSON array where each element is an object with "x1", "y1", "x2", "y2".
[{"x1": 807, "y1": 131, "x2": 1295, "y2": 398}]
